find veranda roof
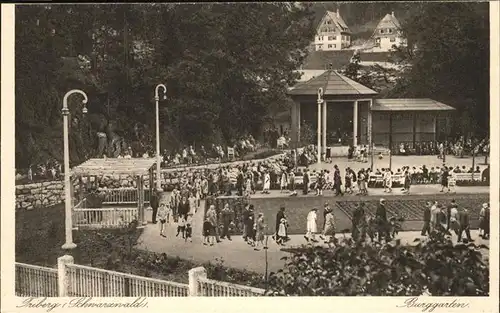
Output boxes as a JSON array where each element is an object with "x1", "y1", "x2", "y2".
[
  {"x1": 372, "y1": 98, "x2": 456, "y2": 111},
  {"x1": 71, "y1": 158, "x2": 157, "y2": 176},
  {"x1": 288, "y1": 70, "x2": 377, "y2": 96}
]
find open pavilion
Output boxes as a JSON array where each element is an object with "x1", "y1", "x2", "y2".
[
  {"x1": 287, "y1": 70, "x2": 455, "y2": 160},
  {"x1": 71, "y1": 158, "x2": 157, "y2": 228}
]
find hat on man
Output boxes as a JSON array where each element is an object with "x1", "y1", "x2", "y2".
[{"x1": 482, "y1": 203, "x2": 489, "y2": 209}]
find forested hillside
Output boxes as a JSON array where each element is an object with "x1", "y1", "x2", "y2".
[
  {"x1": 15, "y1": 4, "x2": 316, "y2": 168},
  {"x1": 15, "y1": 3, "x2": 490, "y2": 169}
]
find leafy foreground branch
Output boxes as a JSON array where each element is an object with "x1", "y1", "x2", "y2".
[{"x1": 266, "y1": 232, "x2": 489, "y2": 296}]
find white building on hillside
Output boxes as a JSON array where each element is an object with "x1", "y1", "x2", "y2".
[
  {"x1": 371, "y1": 12, "x2": 406, "y2": 52},
  {"x1": 314, "y1": 9, "x2": 351, "y2": 51}
]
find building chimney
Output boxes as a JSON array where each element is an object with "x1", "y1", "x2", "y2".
[
  {"x1": 391, "y1": 11, "x2": 395, "y2": 17},
  {"x1": 337, "y1": 8, "x2": 340, "y2": 18}
]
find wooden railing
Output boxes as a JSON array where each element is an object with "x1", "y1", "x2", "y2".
[
  {"x1": 73, "y1": 207, "x2": 138, "y2": 228},
  {"x1": 16, "y1": 258, "x2": 266, "y2": 298},
  {"x1": 198, "y1": 278, "x2": 265, "y2": 296},
  {"x1": 65, "y1": 263, "x2": 189, "y2": 297},
  {"x1": 98, "y1": 188, "x2": 151, "y2": 205},
  {"x1": 15, "y1": 263, "x2": 58, "y2": 297}
]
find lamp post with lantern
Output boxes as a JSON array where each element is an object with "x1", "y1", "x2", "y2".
[
  {"x1": 61, "y1": 89, "x2": 88, "y2": 250},
  {"x1": 155, "y1": 84, "x2": 167, "y2": 190}
]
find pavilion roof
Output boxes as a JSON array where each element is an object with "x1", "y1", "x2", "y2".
[
  {"x1": 288, "y1": 70, "x2": 377, "y2": 96},
  {"x1": 71, "y1": 158, "x2": 157, "y2": 177},
  {"x1": 372, "y1": 98, "x2": 456, "y2": 111}
]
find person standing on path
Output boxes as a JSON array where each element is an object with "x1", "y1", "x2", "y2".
[
  {"x1": 245, "y1": 205, "x2": 256, "y2": 246},
  {"x1": 150, "y1": 189, "x2": 160, "y2": 224},
  {"x1": 220, "y1": 203, "x2": 233, "y2": 241},
  {"x1": 178, "y1": 196, "x2": 190, "y2": 222},
  {"x1": 457, "y1": 207, "x2": 472, "y2": 243},
  {"x1": 254, "y1": 213, "x2": 266, "y2": 251},
  {"x1": 320, "y1": 206, "x2": 335, "y2": 243},
  {"x1": 322, "y1": 202, "x2": 331, "y2": 229},
  {"x1": 345, "y1": 168, "x2": 353, "y2": 194},
  {"x1": 351, "y1": 202, "x2": 366, "y2": 242},
  {"x1": 274, "y1": 206, "x2": 286, "y2": 241},
  {"x1": 157, "y1": 203, "x2": 168, "y2": 237},
  {"x1": 375, "y1": 199, "x2": 391, "y2": 243},
  {"x1": 305, "y1": 208, "x2": 319, "y2": 242},
  {"x1": 303, "y1": 169, "x2": 310, "y2": 195},
  {"x1": 288, "y1": 170, "x2": 297, "y2": 196},
  {"x1": 333, "y1": 165, "x2": 343, "y2": 196},
  {"x1": 421, "y1": 201, "x2": 432, "y2": 236},
  {"x1": 262, "y1": 170, "x2": 271, "y2": 194},
  {"x1": 446, "y1": 200, "x2": 457, "y2": 232},
  {"x1": 206, "y1": 204, "x2": 220, "y2": 244},
  {"x1": 440, "y1": 167, "x2": 450, "y2": 193},
  {"x1": 384, "y1": 169, "x2": 392, "y2": 193},
  {"x1": 479, "y1": 203, "x2": 490, "y2": 239}
]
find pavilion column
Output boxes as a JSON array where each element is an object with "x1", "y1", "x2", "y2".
[
  {"x1": 368, "y1": 99, "x2": 373, "y2": 148},
  {"x1": 322, "y1": 101, "x2": 327, "y2": 157},
  {"x1": 137, "y1": 175, "x2": 145, "y2": 226},
  {"x1": 317, "y1": 98, "x2": 322, "y2": 164},
  {"x1": 353, "y1": 100, "x2": 358, "y2": 147},
  {"x1": 291, "y1": 100, "x2": 299, "y2": 148},
  {"x1": 297, "y1": 103, "x2": 301, "y2": 142}
]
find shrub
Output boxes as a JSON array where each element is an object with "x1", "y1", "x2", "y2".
[{"x1": 266, "y1": 232, "x2": 488, "y2": 296}]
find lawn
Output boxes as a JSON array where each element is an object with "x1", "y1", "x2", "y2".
[{"x1": 15, "y1": 203, "x2": 266, "y2": 289}]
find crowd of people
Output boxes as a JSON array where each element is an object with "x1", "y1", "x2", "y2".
[{"x1": 392, "y1": 137, "x2": 489, "y2": 157}]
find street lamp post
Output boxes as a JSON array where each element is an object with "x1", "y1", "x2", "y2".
[
  {"x1": 155, "y1": 84, "x2": 167, "y2": 191},
  {"x1": 61, "y1": 89, "x2": 88, "y2": 250}
]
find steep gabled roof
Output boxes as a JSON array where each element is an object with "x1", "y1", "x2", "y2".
[
  {"x1": 375, "y1": 13, "x2": 401, "y2": 30},
  {"x1": 316, "y1": 10, "x2": 351, "y2": 34}
]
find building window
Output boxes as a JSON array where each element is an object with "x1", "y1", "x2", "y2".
[
  {"x1": 328, "y1": 36, "x2": 336, "y2": 40},
  {"x1": 388, "y1": 28, "x2": 393, "y2": 34},
  {"x1": 317, "y1": 36, "x2": 323, "y2": 41},
  {"x1": 328, "y1": 44, "x2": 332, "y2": 48},
  {"x1": 326, "y1": 20, "x2": 331, "y2": 25},
  {"x1": 318, "y1": 45, "x2": 323, "y2": 50},
  {"x1": 390, "y1": 38, "x2": 396, "y2": 42},
  {"x1": 333, "y1": 44, "x2": 336, "y2": 48},
  {"x1": 380, "y1": 29, "x2": 384, "y2": 34}
]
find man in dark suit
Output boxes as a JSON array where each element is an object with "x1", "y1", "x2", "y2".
[
  {"x1": 236, "y1": 168, "x2": 244, "y2": 196},
  {"x1": 446, "y1": 200, "x2": 457, "y2": 231},
  {"x1": 150, "y1": 189, "x2": 160, "y2": 224},
  {"x1": 375, "y1": 198, "x2": 391, "y2": 242},
  {"x1": 458, "y1": 208, "x2": 472, "y2": 243},
  {"x1": 303, "y1": 169, "x2": 309, "y2": 195},
  {"x1": 421, "y1": 201, "x2": 432, "y2": 236},
  {"x1": 352, "y1": 202, "x2": 366, "y2": 242}
]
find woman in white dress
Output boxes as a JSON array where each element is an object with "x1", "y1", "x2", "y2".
[
  {"x1": 262, "y1": 171, "x2": 271, "y2": 194},
  {"x1": 280, "y1": 170, "x2": 288, "y2": 193},
  {"x1": 305, "y1": 208, "x2": 318, "y2": 242},
  {"x1": 384, "y1": 169, "x2": 392, "y2": 193}
]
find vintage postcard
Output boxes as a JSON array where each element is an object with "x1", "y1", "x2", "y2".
[{"x1": 1, "y1": 2, "x2": 499, "y2": 313}]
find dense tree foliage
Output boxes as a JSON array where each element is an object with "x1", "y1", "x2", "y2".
[
  {"x1": 388, "y1": 2, "x2": 489, "y2": 137},
  {"x1": 15, "y1": 4, "x2": 316, "y2": 168},
  {"x1": 266, "y1": 232, "x2": 489, "y2": 296}
]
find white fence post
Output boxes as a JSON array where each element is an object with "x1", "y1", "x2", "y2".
[
  {"x1": 188, "y1": 267, "x2": 207, "y2": 297},
  {"x1": 57, "y1": 254, "x2": 74, "y2": 296}
]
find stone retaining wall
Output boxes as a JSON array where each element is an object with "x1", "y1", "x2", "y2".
[{"x1": 16, "y1": 181, "x2": 65, "y2": 210}]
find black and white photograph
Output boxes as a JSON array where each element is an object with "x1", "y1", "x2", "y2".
[{"x1": 3, "y1": 0, "x2": 498, "y2": 304}]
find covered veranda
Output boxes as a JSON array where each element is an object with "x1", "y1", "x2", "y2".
[
  {"x1": 288, "y1": 70, "x2": 378, "y2": 162},
  {"x1": 71, "y1": 158, "x2": 157, "y2": 229}
]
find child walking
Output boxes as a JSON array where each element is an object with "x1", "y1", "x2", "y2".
[
  {"x1": 176, "y1": 216, "x2": 186, "y2": 238},
  {"x1": 157, "y1": 203, "x2": 168, "y2": 237},
  {"x1": 203, "y1": 218, "x2": 213, "y2": 246},
  {"x1": 185, "y1": 213, "x2": 193, "y2": 242},
  {"x1": 276, "y1": 218, "x2": 288, "y2": 245}
]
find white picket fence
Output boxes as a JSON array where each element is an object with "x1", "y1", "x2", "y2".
[
  {"x1": 73, "y1": 207, "x2": 138, "y2": 228},
  {"x1": 15, "y1": 263, "x2": 58, "y2": 297},
  {"x1": 99, "y1": 188, "x2": 151, "y2": 205},
  {"x1": 15, "y1": 256, "x2": 265, "y2": 297}
]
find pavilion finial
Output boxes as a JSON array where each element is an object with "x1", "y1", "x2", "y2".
[{"x1": 317, "y1": 88, "x2": 323, "y2": 103}]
